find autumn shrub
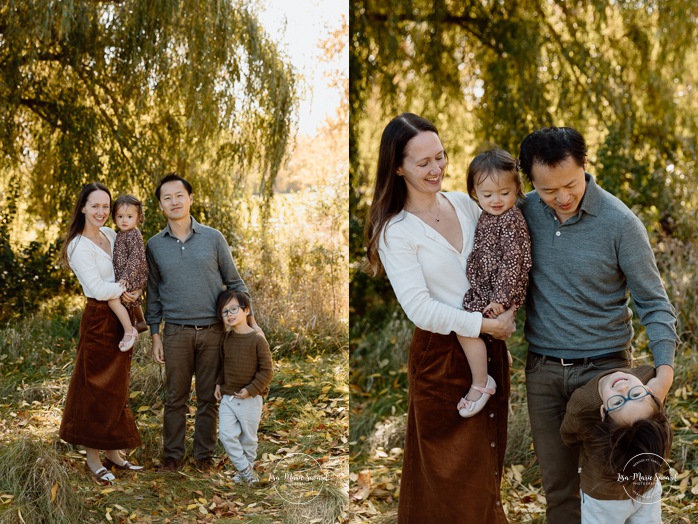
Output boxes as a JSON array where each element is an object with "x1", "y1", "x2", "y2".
[
  {"x1": 233, "y1": 189, "x2": 348, "y2": 358},
  {"x1": 0, "y1": 439, "x2": 88, "y2": 524}
]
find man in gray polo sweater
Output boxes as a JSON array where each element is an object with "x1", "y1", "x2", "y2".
[
  {"x1": 517, "y1": 127, "x2": 677, "y2": 524},
  {"x1": 145, "y1": 173, "x2": 260, "y2": 472}
]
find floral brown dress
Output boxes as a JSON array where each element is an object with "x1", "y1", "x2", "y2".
[
  {"x1": 463, "y1": 206, "x2": 532, "y2": 314},
  {"x1": 113, "y1": 228, "x2": 148, "y2": 309}
]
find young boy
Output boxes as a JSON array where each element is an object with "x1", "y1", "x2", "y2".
[
  {"x1": 215, "y1": 289, "x2": 273, "y2": 485},
  {"x1": 560, "y1": 365, "x2": 673, "y2": 523}
]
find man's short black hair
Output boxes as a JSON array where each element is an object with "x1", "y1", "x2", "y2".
[
  {"x1": 518, "y1": 127, "x2": 587, "y2": 183},
  {"x1": 155, "y1": 173, "x2": 193, "y2": 200}
]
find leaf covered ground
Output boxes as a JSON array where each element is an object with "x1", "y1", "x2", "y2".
[{"x1": 0, "y1": 319, "x2": 349, "y2": 524}]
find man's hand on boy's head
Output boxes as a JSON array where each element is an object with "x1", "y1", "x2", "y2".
[
  {"x1": 647, "y1": 365, "x2": 674, "y2": 403},
  {"x1": 247, "y1": 314, "x2": 267, "y2": 339}
]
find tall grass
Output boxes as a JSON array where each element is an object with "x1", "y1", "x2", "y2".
[
  {"x1": 237, "y1": 192, "x2": 349, "y2": 358},
  {"x1": 0, "y1": 439, "x2": 88, "y2": 524}
]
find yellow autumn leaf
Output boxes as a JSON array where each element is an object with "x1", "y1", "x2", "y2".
[
  {"x1": 137, "y1": 405, "x2": 150, "y2": 412},
  {"x1": 186, "y1": 503, "x2": 198, "y2": 510},
  {"x1": 321, "y1": 385, "x2": 331, "y2": 394},
  {"x1": 50, "y1": 483, "x2": 58, "y2": 503},
  {"x1": 129, "y1": 391, "x2": 142, "y2": 399}
]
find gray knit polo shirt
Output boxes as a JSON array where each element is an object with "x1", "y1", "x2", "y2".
[
  {"x1": 145, "y1": 217, "x2": 250, "y2": 334},
  {"x1": 520, "y1": 174, "x2": 677, "y2": 367}
]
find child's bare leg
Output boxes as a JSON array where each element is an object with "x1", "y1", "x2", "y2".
[
  {"x1": 108, "y1": 298, "x2": 137, "y2": 350},
  {"x1": 457, "y1": 335, "x2": 489, "y2": 406}
]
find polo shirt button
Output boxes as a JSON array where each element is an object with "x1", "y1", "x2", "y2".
[
  {"x1": 496, "y1": 501, "x2": 501, "y2": 507},
  {"x1": 555, "y1": 231, "x2": 561, "y2": 236},
  {"x1": 489, "y1": 412, "x2": 495, "y2": 418},
  {"x1": 490, "y1": 442, "x2": 496, "y2": 447}
]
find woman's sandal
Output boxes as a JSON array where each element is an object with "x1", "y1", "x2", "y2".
[
  {"x1": 119, "y1": 328, "x2": 139, "y2": 352},
  {"x1": 458, "y1": 374, "x2": 497, "y2": 418},
  {"x1": 86, "y1": 463, "x2": 116, "y2": 484},
  {"x1": 103, "y1": 458, "x2": 144, "y2": 471}
]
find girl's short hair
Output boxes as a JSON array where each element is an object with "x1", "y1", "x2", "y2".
[
  {"x1": 216, "y1": 289, "x2": 251, "y2": 322},
  {"x1": 112, "y1": 194, "x2": 145, "y2": 224},
  {"x1": 467, "y1": 148, "x2": 525, "y2": 202}
]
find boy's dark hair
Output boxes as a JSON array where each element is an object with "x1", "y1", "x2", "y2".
[
  {"x1": 155, "y1": 172, "x2": 193, "y2": 200},
  {"x1": 587, "y1": 405, "x2": 672, "y2": 496},
  {"x1": 467, "y1": 147, "x2": 525, "y2": 202},
  {"x1": 517, "y1": 127, "x2": 587, "y2": 183},
  {"x1": 216, "y1": 289, "x2": 251, "y2": 322},
  {"x1": 112, "y1": 194, "x2": 145, "y2": 224}
]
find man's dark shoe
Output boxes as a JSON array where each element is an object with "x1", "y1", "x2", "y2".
[
  {"x1": 194, "y1": 458, "x2": 213, "y2": 472},
  {"x1": 158, "y1": 457, "x2": 182, "y2": 472}
]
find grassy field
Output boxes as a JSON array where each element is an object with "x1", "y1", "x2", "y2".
[{"x1": 0, "y1": 313, "x2": 349, "y2": 524}]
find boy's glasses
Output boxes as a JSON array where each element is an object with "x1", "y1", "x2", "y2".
[
  {"x1": 606, "y1": 385, "x2": 651, "y2": 412},
  {"x1": 222, "y1": 306, "x2": 242, "y2": 316}
]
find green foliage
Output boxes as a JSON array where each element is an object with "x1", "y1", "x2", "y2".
[
  {"x1": 0, "y1": 0, "x2": 296, "y2": 231},
  {"x1": 0, "y1": 181, "x2": 78, "y2": 323},
  {"x1": 350, "y1": 0, "x2": 698, "y2": 315}
]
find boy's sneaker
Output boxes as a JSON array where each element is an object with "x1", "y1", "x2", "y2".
[{"x1": 233, "y1": 466, "x2": 259, "y2": 485}]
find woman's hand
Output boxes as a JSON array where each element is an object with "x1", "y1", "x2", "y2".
[
  {"x1": 214, "y1": 385, "x2": 222, "y2": 401},
  {"x1": 121, "y1": 289, "x2": 140, "y2": 304},
  {"x1": 480, "y1": 306, "x2": 516, "y2": 340}
]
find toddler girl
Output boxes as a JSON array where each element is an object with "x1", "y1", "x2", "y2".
[
  {"x1": 457, "y1": 148, "x2": 532, "y2": 417},
  {"x1": 110, "y1": 194, "x2": 148, "y2": 351},
  {"x1": 561, "y1": 365, "x2": 672, "y2": 523},
  {"x1": 215, "y1": 289, "x2": 273, "y2": 485}
]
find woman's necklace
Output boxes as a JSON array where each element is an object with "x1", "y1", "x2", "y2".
[
  {"x1": 85, "y1": 230, "x2": 106, "y2": 246},
  {"x1": 408, "y1": 197, "x2": 442, "y2": 222}
]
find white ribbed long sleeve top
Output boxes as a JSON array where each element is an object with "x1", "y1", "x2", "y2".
[
  {"x1": 378, "y1": 191, "x2": 484, "y2": 338},
  {"x1": 67, "y1": 227, "x2": 124, "y2": 301}
]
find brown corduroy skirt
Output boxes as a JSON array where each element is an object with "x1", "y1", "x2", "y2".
[
  {"x1": 59, "y1": 298, "x2": 141, "y2": 450},
  {"x1": 397, "y1": 328, "x2": 510, "y2": 523}
]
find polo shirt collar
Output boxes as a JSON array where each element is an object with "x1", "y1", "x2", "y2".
[
  {"x1": 578, "y1": 173, "x2": 601, "y2": 217},
  {"x1": 163, "y1": 216, "x2": 200, "y2": 237},
  {"x1": 537, "y1": 172, "x2": 601, "y2": 218}
]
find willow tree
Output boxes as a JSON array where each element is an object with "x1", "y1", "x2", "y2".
[
  {"x1": 0, "y1": 0, "x2": 296, "y2": 236},
  {"x1": 350, "y1": 0, "x2": 698, "y2": 287},
  {"x1": 0, "y1": 0, "x2": 295, "y2": 321}
]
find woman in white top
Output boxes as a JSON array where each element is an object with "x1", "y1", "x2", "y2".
[
  {"x1": 58, "y1": 183, "x2": 143, "y2": 483},
  {"x1": 364, "y1": 113, "x2": 516, "y2": 523}
]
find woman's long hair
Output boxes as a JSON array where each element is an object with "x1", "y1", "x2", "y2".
[
  {"x1": 59, "y1": 182, "x2": 112, "y2": 268},
  {"x1": 363, "y1": 113, "x2": 442, "y2": 276}
]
